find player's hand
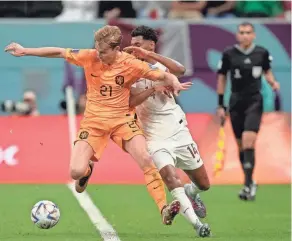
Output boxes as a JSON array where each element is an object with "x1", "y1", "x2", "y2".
[
  {"x1": 272, "y1": 81, "x2": 280, "y2": 91},
  {"x1": 216, "y1": 107, "x2": 226, "y2": 121},
  {"x1": 172, "y1": 81, "x2": 193, "y2": 96},
  {"x1": 4, "y1": 42, "x2": 26, "y2": 57},
  {"x1": 123, "y1": 46, "x2": 150, "y2": 60},
  {"x1": 154, "y1": 85, "x2": 173, "y2": 98}
]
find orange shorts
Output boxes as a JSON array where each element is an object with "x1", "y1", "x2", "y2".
[{"x1": 75, "y1": 113, "x2": 143, "y2": 161}]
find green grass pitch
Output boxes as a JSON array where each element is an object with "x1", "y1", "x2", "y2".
[{"x1": 0, "y1": 184, "x2": 290, "y2": 241}]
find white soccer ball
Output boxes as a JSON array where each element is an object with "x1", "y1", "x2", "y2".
[{"x1": 31, "y1": 200, "x2": 60, "y2": 229}]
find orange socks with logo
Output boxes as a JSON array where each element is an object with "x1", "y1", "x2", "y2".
[{"x1": 143, "y1": 164, "x2": 167, "y2": 213}]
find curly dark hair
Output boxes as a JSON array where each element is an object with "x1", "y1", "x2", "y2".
[{"x1": 131, "y1": 25, "x2": 158, "y2": 43}]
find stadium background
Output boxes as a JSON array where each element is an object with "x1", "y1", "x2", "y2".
[{"x1": 0, "y1": 1, "x2": 290, "y2": 241}]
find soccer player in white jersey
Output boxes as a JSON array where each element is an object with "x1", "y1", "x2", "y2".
[{"x1": 124, "y1": 26, "x2": 211, "y2": 237}]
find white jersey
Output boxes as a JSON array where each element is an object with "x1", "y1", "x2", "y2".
[{"x1": 131, "y1": 62, "x2": 188, "y2": 142}]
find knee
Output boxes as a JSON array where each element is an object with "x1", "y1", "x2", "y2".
[
  {"x1": 194, "y1": 175, "x2": 210, "y2": 191},
  {"x1": 167, "y1": 177, "x2": 182, "y2": 190},
  {"x1": 236, "y1": 139, "x2": 243, "y2": 152},
  {"x1": 70, "y1": 167, "x2": 86, "y2": 180},
  {"x1": 139, "y1": 151, "x2": 153, "y2": 169},
  {"x1": 243, "y1": 140, "x2": 255, "y2": 149},
  {"x1": 242, "y1": 131, "x2": 257, "y2": 149},
  {"x1": 162, "y1": 172, "x2": 182, "y2": 190},
  {"x1": 197, "y1": 182, "x2": 210, "y2": 191}
]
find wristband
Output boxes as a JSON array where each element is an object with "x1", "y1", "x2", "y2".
[{"x1": 218, "y1": 94, "x2": 224, "y2": 106}]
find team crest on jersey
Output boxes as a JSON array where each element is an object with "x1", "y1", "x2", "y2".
[
  {"x1": 115, "y1": 75, "x2": 124, "y2": 86},
  {"x1": 79, "y1": 131, "x2": 89, "y2": 140},
  {"x1": 252, "y1": 66, "x2": 262, "y2": 78}
]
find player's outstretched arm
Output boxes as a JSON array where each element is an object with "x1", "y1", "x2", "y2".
[
  {"x1": 131, "y1": 58, "x2": 191, "y2": 96},
  {"x1": 159, "y1": 72, "x2": 192, "y2": 96},
  {"x1": 124, "y1": 46, "x2": 186, "y2": 77},
  {"x1": 129, "y1": 87, "x2": 156, "y2": 108},
  {"x1": 4, "y1": 42, "x2": 66, "y2": 58},
  {"x1": 148, "y1": 53, "x2": 186, "y2": 77},
  {"x1": 129, "y1": 85, "x2": 174, "y2": 108}
]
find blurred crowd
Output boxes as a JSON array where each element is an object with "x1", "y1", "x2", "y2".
[
  {"x1": 0, "y1": 1, "x2": 291, "y2": 21},
  {"x1": 1, "y1": 1, "x2": 290, "y2": 116}
]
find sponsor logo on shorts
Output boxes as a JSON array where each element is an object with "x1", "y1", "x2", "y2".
[
  {"x1": 115, "y1": 75, "x2": 124, "y2": 86},
  {"x1": 79, "y1": 131, "x2": 89, "y2": 140}
]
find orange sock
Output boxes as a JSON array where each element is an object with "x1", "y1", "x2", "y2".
[{"x1": 143, "y1": 164, "x2": 167, "y2": 214}]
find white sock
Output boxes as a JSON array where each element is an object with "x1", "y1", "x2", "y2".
[
  {"x1": 171, "y1": 187, "x2": 202, "y2": 228},
  {"x1": 187, "y1": 182, "x2": 203, "y2": 196}
]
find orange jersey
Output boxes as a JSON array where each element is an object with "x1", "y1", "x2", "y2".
[{"x1": 65, "y1": 49, "x2": 164, "y2": 118}]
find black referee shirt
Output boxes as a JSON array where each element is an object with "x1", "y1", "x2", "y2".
[{"x1": 217, "y1": 44, "x2": 272, "y2": 95}]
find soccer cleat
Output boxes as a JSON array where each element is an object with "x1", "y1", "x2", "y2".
[
  {"x1": 184, "y1": 184, "x2": 207, "y2": 218},
  {"x1": 161, "y1": 200, "x2": 181, "y2": 225},
  {"x1": 196, "y1": 223, "x2": 211, "y2": 237},
  {"x1": 75, "y1": 161, "x2": 94, "y2": 193},
  {"x1": 238, "y1": 181, "x2": 257, "y2": 201}
]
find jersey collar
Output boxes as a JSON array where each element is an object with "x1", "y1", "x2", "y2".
[{"x1": 234, "y1": 44, "x2": 256, "y2": 55}]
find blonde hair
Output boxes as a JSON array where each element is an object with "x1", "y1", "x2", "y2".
[{"x1": 94, "y1": 25, "x2": 122, "y2": 48}]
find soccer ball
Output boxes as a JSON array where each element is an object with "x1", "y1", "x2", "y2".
[{"x1": 31, "y1": 200, "x2": 60, "y2": 229}]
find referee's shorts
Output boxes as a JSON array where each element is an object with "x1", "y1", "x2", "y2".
[{"x1": 228, "y1": 92, "x2": 263, "y2": 139}]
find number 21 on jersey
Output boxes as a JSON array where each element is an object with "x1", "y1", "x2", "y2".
[{"x1": 100, "y1": 85, "x2": 112, "y2": 96}]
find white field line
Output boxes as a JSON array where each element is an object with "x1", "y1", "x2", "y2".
[{"x1": 65, "y1": 86, "x2": 121, "y2": 241}]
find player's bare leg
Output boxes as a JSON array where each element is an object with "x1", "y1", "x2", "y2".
[
  {"x1": 124, "y1": 135, "x2": 179, "y2": 225},
  {"x1": 153, "y1": 151, "x2": 210, "y2": 237},
  {"x1": 70, "y1": 140, "x2": 95, "y2": 193},
  {"x1": 239, "y1": 131, "x2": 258, "y2": 201},
  {"x1": 237, "y1": 138, "x2": 245, "y2": 172},
  {"x1": 75, "y1": 160, "x2": 94, "y2": 193},
  {"x1": 184, "y1": 164, "x2": 210, "y2": 218}
]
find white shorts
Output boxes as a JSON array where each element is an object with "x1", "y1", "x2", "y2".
[{"x1": 147, "y1": 128, "x2": 203, "y2": 171}]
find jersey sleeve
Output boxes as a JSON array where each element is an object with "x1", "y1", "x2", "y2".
[
  {"x1": 129, "y1": 59, "x2": 164, "y2": 83},
  {"x1": 263, "y1": 49, "x2": 273, "y2": 72},
  {"x1": 217, "y1": 51, "x2": 230, "y2": 75},
  {"x1": 65, "y1": 49, "x2": 92, "y2": 67}
]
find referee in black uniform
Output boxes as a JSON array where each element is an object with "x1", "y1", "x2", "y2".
[{"x1": 216, "y1": 22, "x2": 280, "y2": 201}]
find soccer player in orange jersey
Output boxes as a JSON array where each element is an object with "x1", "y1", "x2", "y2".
[{"x1": 5, "y1": 25, "x2": 192, "y2": 225}]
